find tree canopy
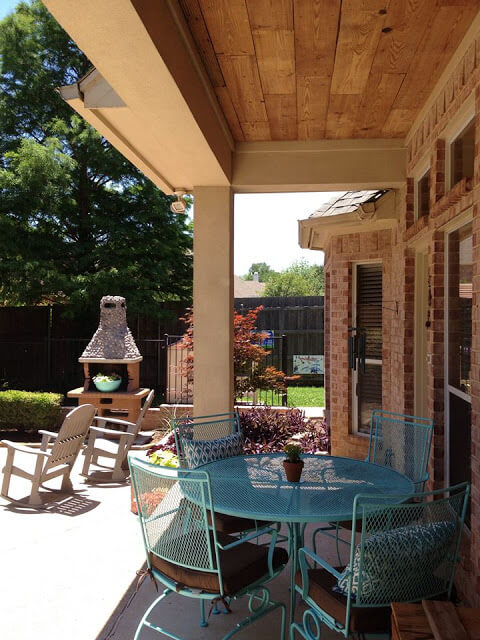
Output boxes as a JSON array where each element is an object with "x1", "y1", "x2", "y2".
[
  {"x1": 0, "y1": 1, "x2": 192, "y2": 315},
  {"x1": 243, "y1": 262, "x2": 276, "y2": 282},
  {"x1": 264, "y1": 260, "x2": 324, "y2": 296}
]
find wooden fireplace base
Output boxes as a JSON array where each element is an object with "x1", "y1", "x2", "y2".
[{"x1": 67, "y1": 387, "x2": 150, "y2": 423}]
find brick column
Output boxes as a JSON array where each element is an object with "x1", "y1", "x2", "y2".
[
  {"x1": 431, "y1": 139, "x2": 446, "y2": 205},
  {"x1": 426, "y1": 231, "x2": 445, "y2": 489}
]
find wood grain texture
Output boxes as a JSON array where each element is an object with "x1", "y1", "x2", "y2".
[
  {"x1": 330, "y1": 0, "x2": 387, "y2": 95},
  {"x1": 218, "y1": 54, "x2": 268, "y2": 123},
  {"x1": 199, "y1": 0, "x2": 254, "y2": 55},
  {"x1": 265, "y1": 93, "x2": 297, "y2": 140},
  {"x1": 178, "y1": 0, "x2": 225, "y2": 87},
  {"x1": 215, "y1": 86, "x2": 245, "y2": 140},
  {"x1": 178, "y1": 0, "x2": 480, "y2": 141},
  {"x1": 246, "y1": 0, "x2": 293, "y2": 30},
  {"x1": 422, "y1": 601, "x2": 469, "y2": 640},
  {"x1": 294, "y1": 0, "x2": 340, "y2": 77},
  {"x1": 253, "y1": 29, "x2": 295, "y2": 94},
  {"x1": 297, "y1": 76, "x2": 329, "y2": 139}
]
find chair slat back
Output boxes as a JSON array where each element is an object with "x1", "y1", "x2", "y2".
[
  {"x1": 130, "y1": 390, "x2": 155, "y2": 436},
  {"x1": 173, "y1": 412, "x2": 240, "y2": 466},
  {"x1": 43, "y1": 404, "x2": 95, "y2": 474},
  {"x1": 129, "y1": 457, "x2": 220, "y2": 575},
  {"x1": 367, "y1": 410, "x2": 434, "y2": 488},
  {"x1": 348, "y1": 483, "x2": 469, "y2": 614}
]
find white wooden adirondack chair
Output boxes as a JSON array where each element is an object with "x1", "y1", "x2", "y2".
[
  {"x1": 1, "y1": 404, "x2": 96, "y2": 506},
  {"x1": 81, "y1": 389, "x2": 154, "y2": 482}
]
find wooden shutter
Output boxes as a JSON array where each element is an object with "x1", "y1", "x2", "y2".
[{"x1": 356, "y1": 264, "x2": 382, "y2": 360}]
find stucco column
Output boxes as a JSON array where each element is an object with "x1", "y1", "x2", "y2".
[{"x1": 193, "y1": 186, "x2": 234, "y2": 416}]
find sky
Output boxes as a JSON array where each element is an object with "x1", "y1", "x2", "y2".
[
  {"x1": 233, "y1": 192, "x2": 342, "y2": 276},
  {"x1": 0, "y1": 0, "x2": 18, "y2": 20}
]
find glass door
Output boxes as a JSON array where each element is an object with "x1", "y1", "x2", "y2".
[{"x1": 446, "y1": 222, "x2": 472, "y2": 503}]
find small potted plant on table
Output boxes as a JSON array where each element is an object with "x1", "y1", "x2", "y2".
[{"x1": 283, "y1": 443, "x2": 304, "y2": 482}]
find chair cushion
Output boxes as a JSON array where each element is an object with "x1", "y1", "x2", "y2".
[
  {"x1": 182, "y1": 432, "x2": 244, "y2": 468},
  {"x1": 151, "y1": 531, "x2": 288, "y2": 596},
  {"x1": 207, "y1": 511, "x2": 270, "y2": 534},
  {"x1": 295, "y1": 568, "x2": 391, "y2": 633},
  {"x1": 336, "y1": 521, "x2": 456, "y2": 603}
]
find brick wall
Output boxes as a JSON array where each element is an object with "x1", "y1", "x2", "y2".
[{"x1": 322, "y1": 26, "x2": 480, "y2": 604}]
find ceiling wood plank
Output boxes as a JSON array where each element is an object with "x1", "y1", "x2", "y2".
[
  {"x1": 265, "y1": 93, "x2": 297, "y2": 139},
  {"x1": 356, "y1": 72, "x2": 405, "y2": 136},
  {"x1": 218, "y1": 54, "x2": 268, "y2": 123},
  {"x1": 179, "y1": 0, "x2": 225, "y2": 87},
  {"x1": 253, "y1": 29, "x2": 296, "y2": 94},
  {"x1": 240, "y1": 121, "x2": 272, "y2": 141},
  {"x1": 326, "y1": 94, "x2": 362, "y2": 138},
  {"x1": 330, "y1": 0, "x2": 387, "y2": 95},
  {"x1": 215, "y1": 86, "x2": 245, "y2": 140},
  {"x1": 297, "y1": 76, "x2": 330, "y2": 139},
  {"x1": 198, "y1": 0, "x2": 254, "y2": 55},
  {"x1": 393, "y1": 5, "x2": 479, "y2": 109},
  {"x1": 371, "y1": 1, "x2": 435, "y2": 76},
  {"x1": 246, "y1": 0, "x2": 293, "y2": 30},
  {"x1": 294, "y1": 0, "x2": 341, "y2": 78},
  {"x1": 382, "y1": 107, "x2": 415, "y2": 137}
]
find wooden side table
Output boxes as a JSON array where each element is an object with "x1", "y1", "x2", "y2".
[
  {"x1": 67, "y1": 387, "x2": 150, "y2": 423},
  {"x1": 392, "y1": 601, "x2": 480, "y2": 640}
]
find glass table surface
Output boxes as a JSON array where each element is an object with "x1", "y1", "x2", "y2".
[{"x1": 199, "y1": 453, "x2": 414, "y2": 523}]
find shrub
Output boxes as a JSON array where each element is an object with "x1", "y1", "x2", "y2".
[
  {"x1": 239, "y1": 407, "x2": 328, "y2": 455},
  {"x1": 0, "y1": 390, "x2": 63, "y2": 431}
]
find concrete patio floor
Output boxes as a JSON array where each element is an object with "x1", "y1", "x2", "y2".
[{"x1": 0, "y1": 446, "x2": 368, "y2": 640}]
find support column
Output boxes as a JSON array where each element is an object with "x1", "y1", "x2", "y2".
[{"x1": 193, "y1": 187, "x2": 234, "y2": 416}]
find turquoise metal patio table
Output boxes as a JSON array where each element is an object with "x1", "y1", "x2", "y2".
[{"x1": 198, "y1": 453, "x2": 415, "y2": 625}]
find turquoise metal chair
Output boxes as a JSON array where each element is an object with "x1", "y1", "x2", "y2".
[
  {"x1": 291, "y1": 482, "x2": 469, "y2": 640},
  {"x1": 173, "y1": 412, "x2": 241, "y2": 465},
  {"x1": 129, "y1": 456, "x2": 287, "y2": 640},
  {"x1": 313, "y1": 410, "x2": 434, "y2": 563}
]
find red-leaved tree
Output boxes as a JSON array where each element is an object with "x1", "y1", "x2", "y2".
[{"x1": 178, "y1": 306, "x2": 297, "y2": 399}]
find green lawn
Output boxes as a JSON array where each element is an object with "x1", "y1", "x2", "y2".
[
  {"x1": 237, "y1": 386, "x2": 324, "y2": 408},
  {"x1": 287, "y1": 386, "x2": 324, "y2": 408}
]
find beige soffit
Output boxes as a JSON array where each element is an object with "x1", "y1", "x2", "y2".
[
  {"x1": 298, "y1": 189, "x2": 397, "y2": 251},
  {"x1": 43, "y1": 0, "x2": 233, "y2": 193}
]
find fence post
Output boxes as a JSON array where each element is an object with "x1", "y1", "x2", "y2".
[{"x1": 281, "y1": 333, "x2": 288, "y2": 407}]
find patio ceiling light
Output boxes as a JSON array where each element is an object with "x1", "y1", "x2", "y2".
[{"x1": 170, "y1": 190, "x2": 187, "y2": 214}]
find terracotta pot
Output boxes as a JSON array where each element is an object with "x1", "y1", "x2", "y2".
[
  {"x1": 131, "y1": 484, "x2": 168, "y2": 515},
  {"x1": 283, "y1": 460, "x2": 304, "y2": 482},
  {"x1": 130, "y1": 483, "x2": 138, "y2": 514}
]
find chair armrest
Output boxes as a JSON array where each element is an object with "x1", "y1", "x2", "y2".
[
  {"x1": 298, "y1": 547, "x2": 343, "y2": 599},
  {"x1": 93, "y1": 416, "x2": 135, "y2": 429},
  {"x1": 38, "y1": 430, "x2": 59, "y2": 439},
  {"x1": 216, "y1": 525, "x2": 274, "y2": 550},
  {"x1": 1, "y1": 440, "x2": 51, "y2": 457},
  {"x1": 89, "y1": 426, "x2": 132, "y2": 438}
]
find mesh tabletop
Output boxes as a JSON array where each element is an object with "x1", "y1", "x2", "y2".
[{"x1": 200, "y1": 454, "x2": 414, "y2": 523}]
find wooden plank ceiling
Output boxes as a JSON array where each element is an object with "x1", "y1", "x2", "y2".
[{"x1": 178, "y1": 0, "x2": 479, "y2": 141}]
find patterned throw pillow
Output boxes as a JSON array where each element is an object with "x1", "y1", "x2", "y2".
[
  {"x1": 335, "y1": 520, "x2": 456, "y2": 602},
  {"x1": 182, "y1": 432, "x2": 244, "y2": 468}
]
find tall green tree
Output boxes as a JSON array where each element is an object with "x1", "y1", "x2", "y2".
[
  {"x1": 0, "y1": 1, "x2": 192, "y2": 314},
  {"x1": 243, "y1": 262, "x2": 276, "y2": 282},
  {"x1": 264, "y1": 260, "x2": 324, "y2": 296}
]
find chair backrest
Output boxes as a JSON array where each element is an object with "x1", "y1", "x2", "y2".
[
  {"x1": 367, "y1": 409, "x2": 434, "y2": 488},
  {"x1": 129, "y1": 456, "x2": 223, "y2": 587},
  {"x1": 43, "y1": 404, "x2": 96, "y2": 475},
  {"x1": 345, "y1": 482, "x2": 469, "y2": 622},
  {"x1": 173, "y1": 412, "x2": 241, "y2": 466},
  {"x1": 130, "y1": 390, "x2": 155, "y2": 436}
]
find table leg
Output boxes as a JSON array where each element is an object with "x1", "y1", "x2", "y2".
[{"x1": 288, "y1": 522, "x2": 300, "y2": 627}]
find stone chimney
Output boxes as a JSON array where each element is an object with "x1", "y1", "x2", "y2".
[{"x1": 79, "y1": 296, "x2": 142, "y2": 363}]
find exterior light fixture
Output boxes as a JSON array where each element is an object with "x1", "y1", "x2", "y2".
[{"x1": 170, "y1": 190, "x2": 187, "y2": 214}]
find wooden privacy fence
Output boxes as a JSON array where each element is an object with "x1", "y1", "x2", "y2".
[{"x1": 0, "y1": 297, "x2": 324, "y2": 403}]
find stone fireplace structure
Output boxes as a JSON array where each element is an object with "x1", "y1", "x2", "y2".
[{"x1": 67, "y1": 296, "x2": 149, "y2": 422}]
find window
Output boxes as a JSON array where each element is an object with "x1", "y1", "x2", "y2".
[
  {"x1": 353, "y1": 263, "x2": 382, "y2": 434},
  {"x1": 416, "y1": 169, "x2": 430, "y2": 219},
  {"x1": 450, "y1": 119, "x2": 475, "y2": 187}
]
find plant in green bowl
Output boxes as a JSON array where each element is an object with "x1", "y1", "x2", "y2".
[{"x1": 93, "y1": 373, "x2": 121, "y2": 383}]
